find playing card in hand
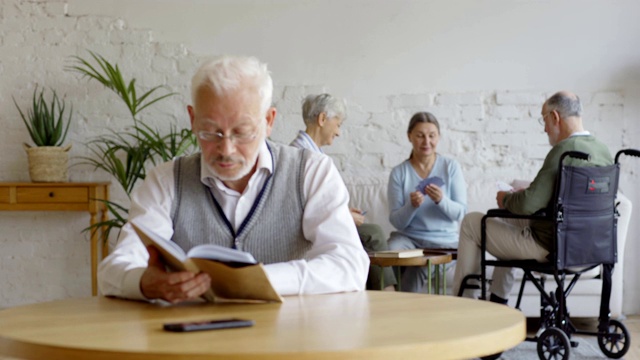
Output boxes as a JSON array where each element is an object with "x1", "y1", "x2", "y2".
[
  {"x1": 495, "y1": 180, "x2": 514, "y2": 192},
  {"x1": 415, "y1": 176, "x2": 445, "y2": 194}
]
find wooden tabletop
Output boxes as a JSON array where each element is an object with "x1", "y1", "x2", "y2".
[
  {"x1": 369, "y1": 252, "x2": 453, "y2": 267},
  {"x1": 0, "y1": 291, "x2": 525, "y2": 360},
  {"x1": 0, "y1": 182, "x2": 111, "y2": 186}
]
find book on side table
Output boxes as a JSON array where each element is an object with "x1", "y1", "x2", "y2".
[
  {"x1": 131, "y1": 221, "x2": 283, "y2": 303},
  {"x1": 370, "y1": 249, "x2": 426, "y2": 258}
]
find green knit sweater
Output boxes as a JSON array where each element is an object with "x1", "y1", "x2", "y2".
[{"x1": 502, "y1": 135, "x2": 613, "y2": 250}]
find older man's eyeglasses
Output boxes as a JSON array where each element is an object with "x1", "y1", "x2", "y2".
[
  {"x1": 196, "y1": 129, "x2": 259, "y2": 144},
  {"x1": 538, "y1": 111, "x2": 552, "y2": 126}
]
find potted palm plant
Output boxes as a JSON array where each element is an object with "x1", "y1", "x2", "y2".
[
  {"x1": 67, "y1": 51, "x2": 197, "y2": 243},
  {"x1": 14, "y1": 86, "x2": 73, "y2": 182}
]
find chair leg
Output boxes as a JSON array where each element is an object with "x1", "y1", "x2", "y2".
[
  {"x1": 514, "y1": 272, "x2": 529, "y2": 310},
  {"x1": 441, "y1": 264, "x2": 446, "y2": 295},
  {"x1": 458, "y1": 274, "x2": 482, "y2": 297},
  {"x1": 394, "y1": 266, "x2": 402, "y2": 291},
  {"x1": 427, "y1": 260, "x2": 432, "y2": 294}
]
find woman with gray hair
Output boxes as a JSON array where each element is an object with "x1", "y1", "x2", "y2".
[
  {"x1": 388, "y1": 111, "x2": 467, "y2": 293},
  {"x1": 290, "y1": 93, "x2": 397, "y2": 291},
  {"x1": 290, "y1": 93, "x2": 346, "y2": 151}
]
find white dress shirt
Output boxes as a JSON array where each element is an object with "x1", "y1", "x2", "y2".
[{"x1": 98, "y1": 141, "x2": 369, "y2": 300}]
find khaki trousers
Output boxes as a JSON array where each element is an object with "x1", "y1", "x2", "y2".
[{"x1": 453, "y1": 211, "x2": 549, "y2": 299}]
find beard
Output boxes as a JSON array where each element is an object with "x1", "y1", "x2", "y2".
[
  {"x1": 207, "y1": 130, "x2": 265, "y2": 182},
  {"x1": 209, "y1": 152, "x2": 257, "y2": 182}
]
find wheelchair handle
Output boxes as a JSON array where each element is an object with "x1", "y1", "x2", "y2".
[
  {"x1": 560, "y1": 151, "x2": 590, "y2": 164},
  {"x1": 615, "y1": 148, "x2": 640, "y2": 164}
]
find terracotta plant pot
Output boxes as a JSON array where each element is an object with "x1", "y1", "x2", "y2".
[{"x1": 23, "y1": 143, "x2": 71, "y2": 182}]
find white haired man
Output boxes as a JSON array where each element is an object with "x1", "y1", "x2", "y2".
[
  {"x1": 290, "y1": 94, "x2": 397, "y2": 291},
  {"x1": 98, "y1": 56, "x2": 369, "y2": 303},
  {"x1": 452, "y1": 91, "x2": 613, "y2": 304}
]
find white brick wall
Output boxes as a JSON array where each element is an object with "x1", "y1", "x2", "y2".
[
  {"x1": 0, "y1": 0, "x2": 639, "y2": 314},
  {"x1": 0, "y1": 0, "x2": 198, "y2": 307}
]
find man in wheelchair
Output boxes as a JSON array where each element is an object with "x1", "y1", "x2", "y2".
[
  {"x1": 452, "y1": 90, "x2": 613, "y2": 304},
  {"x1": 452, "y1": 90, "x2": 640, "y2": 359}
]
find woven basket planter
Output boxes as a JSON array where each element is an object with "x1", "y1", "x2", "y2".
[{"x1": 23, "y1": 143, "x2": 71, "y2": 183}]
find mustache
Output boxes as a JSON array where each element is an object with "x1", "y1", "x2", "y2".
[{"x1": 214, "y1": 155, "x2": 244, "y2": 163}]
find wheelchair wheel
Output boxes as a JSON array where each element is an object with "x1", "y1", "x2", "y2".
[
  {"x1": 537, "y1": 327, "x2": 570, "y2": 360},
  {"x1": 597, "y1": 319, "x2": 630, "y2": 359}
]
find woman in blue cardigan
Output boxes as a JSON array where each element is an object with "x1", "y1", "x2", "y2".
[{"x1": 387, "y1": 112, "x2": 467, "y2": 293}]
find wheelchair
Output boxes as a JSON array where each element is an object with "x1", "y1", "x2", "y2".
[{"x1": 459, "y1": 148, "x2": 639, "y2": 360}]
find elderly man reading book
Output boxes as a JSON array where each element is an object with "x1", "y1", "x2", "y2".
[{"x1": 98, "y1": 55, "x2": 369, "y2": 303}]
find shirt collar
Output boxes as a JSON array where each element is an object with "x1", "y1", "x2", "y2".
[
  {"x1": 200, "y1": 140, "x2": 273, "y2": 190},
  {"x1": 569, "y1": 130, "x2": 591, "y2": 137},
  {"x1": 297, "y1": 130, "x2": 323, "y2": 153}
]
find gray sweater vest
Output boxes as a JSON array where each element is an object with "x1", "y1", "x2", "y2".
[{"x1": 170, "y1": 141, "x2": 313, "y2": 264}]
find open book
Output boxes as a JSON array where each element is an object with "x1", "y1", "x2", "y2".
[
  {"x1": 370, "y1": 249, "x2": 425, "y2": 258},
  {"x1": 131, "y1": 221, "x2": 283, "y2": 303}
]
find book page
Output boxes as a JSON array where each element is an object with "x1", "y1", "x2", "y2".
[
  {"x1": 131, "y1": 221, "x2": 199, "y2": 273},
  {"x1": 372, "y1": 249, "x2": 425, "y2": 258},
  {"x1": 187, "y1": 244, "x2": 257, "y2": 265},
  {"x1": 131, "y1": 220, "x2": 277, "y2": 303}
]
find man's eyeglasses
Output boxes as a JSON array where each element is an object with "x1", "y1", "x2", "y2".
[
  {"x1": 538, "y1": 111, "x2": 552, "y2": 126},
  {"x1": 196, "y1": 129, "x2": 259, "y2": 144}
]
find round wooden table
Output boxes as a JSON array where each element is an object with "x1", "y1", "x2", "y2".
[{"x1": 0, "y1": 291, "x2": 525, "y2": 360}]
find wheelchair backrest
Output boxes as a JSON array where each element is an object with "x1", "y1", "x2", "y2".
[{"x1": 553, "y1": 162, "x2": 619, "y2": 269}]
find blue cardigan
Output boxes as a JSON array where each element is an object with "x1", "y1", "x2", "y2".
[{"x1": 387, "y1": 155, "x2": 467, "y2": 246}]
